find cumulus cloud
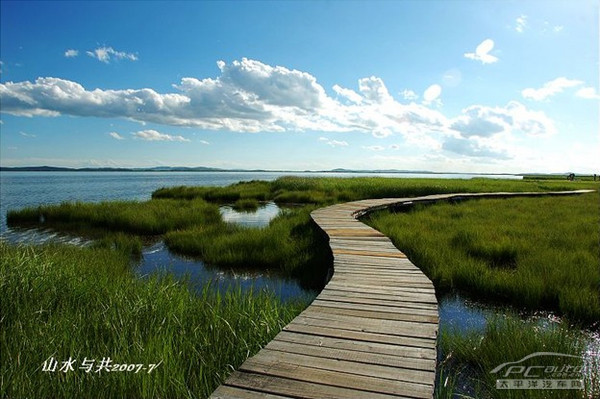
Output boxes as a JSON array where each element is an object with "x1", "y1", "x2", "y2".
[
  {"x1": 86, "y1": 46, "x2": 138, "y2": 63},
  {"x1": 401, "y1": 89, "x2": 419, "y2": 101},
  {"x1": 199, "y1": 140, "x2": 210, "y2": 145},
  {"x1": 464, "y1": 39, "x2": 499, "y2": 64},
  {"x1": 109, "y1": 132, "x2": 125, "y2": 140},
  {"x1": 358, "y1": 76, "x2": 393, "y2": 104},
  {"x1": 450, "y1": 102, "x2": 556, "y2": 138},
  {"x1": 442, "y1": 136, "x2": 511, "y2": 159},
  {"x1": 422, "y1": 84, "x2": 442, "y2": 106},
  {"x1": 319, "y1": 137, "x2": 348, "y2": 147},
  {"x1": 333, "y1": 84, "x2": 362, "y2": 104},
  {"x1": 522, "y1": 77, "x2": 583, "y2": 101},
  {"x1": 132, "y1": 129, "x2": 190, "y2": 142},
  {"x1": 0, "y1": 57, "x2": 559, "y2": 148},
  {"x1": 575, "y1": 87, "x2": 600, "y2": 100},
  {"x1": 515, "y1": 15, "x2": 528, "y2": 33},
  {"x1": 64, "y1": 49, "x2": 79, "y2": 58}
]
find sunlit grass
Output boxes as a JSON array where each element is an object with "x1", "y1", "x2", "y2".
[
  {"x1": 0, "y1": 243, "x2": 307, "y2": 399},
  {"x1": 165, "y1": 207, "x2": 332, "y2": 290},
  {"x1": 367, "y1": 193, "x2": 600, "y2": 324},
  {"x1": 153, "y1": 176, "x2": 598, "y2": 204},
  {"x1": 7, "y1": 199, "x2": 221, "y2": 235}
]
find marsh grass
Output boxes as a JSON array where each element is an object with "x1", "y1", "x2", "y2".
[
  {"x1": 153, "y1": 176, "x2": 597, "y2": 205},
  {"x1": 231, "y1": 198, "x2": 260, "y2": 211},
  {"x1": 0, "y1": 242, "x2": 306, "y2": 399},
  {"x1": 368, "y1": 193, "x2": 600, "y2": 324},
  {"x1": 165, "y1": 207, "x2": 332, "y2": 290},
  {"x1": 438, "y1": 314, "x2": 599, "y2": 398},
  {"x1": 7, "y1": 199, "x2": 221, "y2": 235}
]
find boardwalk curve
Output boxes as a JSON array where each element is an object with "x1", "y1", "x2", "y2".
[{"x1": 210, "y1": 189, "x2": 594, "y2": 399}]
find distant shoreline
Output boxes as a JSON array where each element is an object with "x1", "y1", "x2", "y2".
[{"x1": 0, "y1": 165, "x2": 565, "y2": 177}]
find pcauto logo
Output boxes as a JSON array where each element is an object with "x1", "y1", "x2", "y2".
[{"x1": 491, "y1": 352, "x2": 585, "y2": 390}]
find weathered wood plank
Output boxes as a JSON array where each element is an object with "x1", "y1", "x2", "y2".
[
  {"x1": 224, "y1": 371, "x2": 406, "y2": 399},
  {"x1": 273, "y1": 330, "x2": 437, "y2": 360},
  {"x1": 264, "y1": 339, "x2": 436, "y2": 371},
  {"x1": 211, "y1": 385, "x2": 294, "y2": 399},
  {"x1": 239, "y1": 354, "x2": 434, "y2": 398}
]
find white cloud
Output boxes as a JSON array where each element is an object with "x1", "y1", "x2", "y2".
[
  {"x1": 553, "y1": 25, "x2": 564, "y2": 33},
  {"x1": 357, "y1": 76, "x2": 393, "y2": 104},
  {"x1": 389, "y1": 144, "x2": 401, "y2": 150},
  {"x1": 64, "y1": 49, "x2": 79, "y2": 58},
  {"x1": 422, "y1": 84, "x2": 442, "y2": 106},
  {"x1": 333, "y1": 84, "x2": 362, "y2": 104},
  {"x1": 515, "y1": 15, "x2": 528, "y2": 33},
  {"x1": 450, "y1": 101, "x2": 556, "y2": 138},
  {"x1": 522, "y1": 77, "x2": 583, "y2": 101},
  {"x1": 86, "y1": 46, "x2": 137, "y2": 63},
  {"x1": 575, "y1": 87, "x2": 600, "y2": 100},
  {"x1": 363, "y1": 145, "x2": 385, "y2": 151},
  {"x1": 442, "y1": 136, "x2": 511, "y2": 159},
  {"x1": 464, "y1": 39, "x2": 499, "y2": 64},
  {"x1": 401, "y1": 89, "x2": 419, "y2": 101},
  {"x1": 199, "y1": 140, "x2": 210, "y2": 145},
  {"x1": 132, "y1": 129, "x2": 190, "y2": 142},
  {"x1": 109, "y1": 132, "x2": 125, "y2": 140},
  {"x1": 19, "y1": 131, "x2": 36, "y2": 138},
  {"x1": 318, "y1": 137, "x2": 348, "y2": 147},
  {"x1": 0, "y1": 57, "x2": 559, "y2": 148}
]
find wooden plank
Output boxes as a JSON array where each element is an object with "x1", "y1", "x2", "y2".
[
  {"x1": 283, "y1": 322, "x2": 437, "y2": 349},
  {"x1": 211, "y1": 385, "x2": 294, "y2": 399},
  {"x1": 316, "y1": 293, "x2": 438, "y2": 310},
  {"x1": 327, "y1": 280, "x2": 436, "y2": 295},
  {"x1": 273, "y1": 330, "x2": 437, "y2": 360},
  {"x1": 247, "y1": 348, "x2": 435, "y2": 384},
  {"x1": 224, "y1": 371, "x2": 405, "y2": 399},
  {"x1": 321, "y1": 287, "x2": 438, "y2": 304},
  {"x1": 332, "y1": 248, "x2": 407, "y2": 258},
  {"x1": 310, "y1": 299, "x2": 439, "y2": 318},
  {"x1": 264, "y1": 339, "x2": 436, "y2": 371},
  {"x1": 239, "y1": 354, "x2": 434, "y2": 398},
  {"x1": 291, "y1": 313, "x2": 438, "y2": 340}
]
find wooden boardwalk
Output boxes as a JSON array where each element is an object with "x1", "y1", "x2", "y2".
[{"x1": 210, "y1": 190, "x2": 594, "y2": 399}]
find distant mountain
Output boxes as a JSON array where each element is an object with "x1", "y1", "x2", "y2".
[
  {"x1": 0, "y1": 165, "x2": 527, "y2": 176},
  {"x1": 0, "y1": 165, "x2": 225, "y2": 172}
]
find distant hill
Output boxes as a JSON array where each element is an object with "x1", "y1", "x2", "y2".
[
  {"x1": 0, "y1": 165, "x2": 541, "y2": 176},
  {"x1": 0, "y1": 166, "x2": 225, "y2": 172}
]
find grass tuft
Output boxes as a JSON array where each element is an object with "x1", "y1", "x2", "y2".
[{"x1": 0, "y1": 242, "x2": 307, "y2": 399}]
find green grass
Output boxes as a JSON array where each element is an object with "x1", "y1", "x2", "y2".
[
  {"x1": 152, "y1": 180, "x2": 272, "y2": 202},
  {"x1": 438, "y1": 313, "x2": 599, "y2": 398},
  {"x1": 7, "y1": 199, "x2": 221, "y2": 236},
  {"x1": 165, "y1": 207, "x2": 332, "y2": 290},
  {"x1": 367, "y1": 193, "x2": 600, "y2": 324},
  {"x1": 152, "y1": 176, "x2": 597, "y2": 205},
  {"x1": 231, "y1": 198, "x2": 260, "y2": 211},
  {"x1": 0, "y1": 242, "x2": 307, "y2": 399}
]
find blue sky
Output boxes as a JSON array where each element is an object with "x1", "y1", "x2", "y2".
[{"x1": 1, "y1": 1, "x2": 598, "y2": 173}]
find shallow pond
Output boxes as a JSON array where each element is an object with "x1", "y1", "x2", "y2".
[{"x1": 219, "y1": 201, "x2": 282, "y2": 228}]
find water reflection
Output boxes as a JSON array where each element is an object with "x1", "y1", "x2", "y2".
[
  {"x1": 219, "y1": 201, "x2": 281, "y2": 227},
  {"x1": 438, "y1": 293, "x2": 488, "y2": 334},
  {"x1": 137, "y1": 242, "x2": 314, "y2": 302},
  {"x1": 2, "y1": 225, "x2": 90, "y2": 246}
]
